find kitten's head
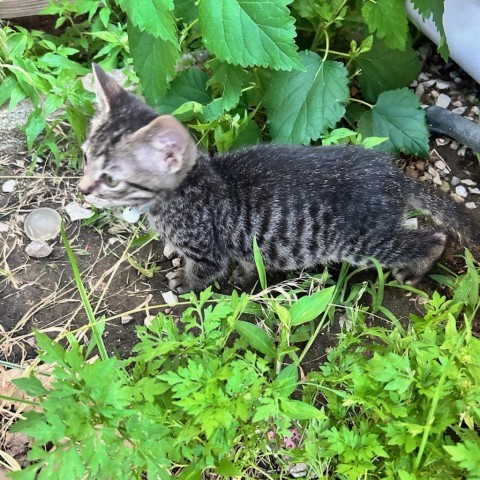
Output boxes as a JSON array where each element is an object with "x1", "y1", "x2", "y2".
[{"x1": 79, "y1": 64, "x2": 197, "y2": 207}]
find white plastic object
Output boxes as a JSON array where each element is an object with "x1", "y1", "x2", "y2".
[
  {"x1": 406, "y1": 0, "x2": 480, "y2": 84},
  {"x1": 24, "y1": 207, "x2": 62, "y2": 240}
]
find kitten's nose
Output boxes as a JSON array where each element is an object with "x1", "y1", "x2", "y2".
[{"x1": 78, "y1": 176, "x2": 95, "y2": 195}]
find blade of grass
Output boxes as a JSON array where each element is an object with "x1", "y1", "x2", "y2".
[
  {"x1": 61, "y1": 223, "x2": 108, "y2": 361},
  {"x1": 253, "y1": 236, "x2": 267, "y2": 290}
]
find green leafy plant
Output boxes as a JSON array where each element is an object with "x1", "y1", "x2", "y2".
[
  {"x1": 8, "y1": 250, "x2": 480, "y2": 479},
  {"x1": 1, "y1": 0, "x2": 448, "y2": 167}
]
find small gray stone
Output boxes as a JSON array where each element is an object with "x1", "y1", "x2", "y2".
[
  {"x1": 440, "y1": 180, "x2": 450, "y2": 192},
  {"x1": 450, "y1": 192, "x2": 465, "y2": 203},
  {"x1": 289, "y1": 463, "x2": 308, "y2": 478},
  {"x1": 468, "y1": 187, "x2": 480, "y2": 195},
  {"x1": 465, "y1": 202, "x2": 477, "y2": 209},
  {"x1": 2, "y1": 179, "x2": 17, "y2": 193},
  {"x1": 461, "y1": 179, "x2": 477, "y2": 186},
  {"x1": 415, "y1": 84, "x2": 425, "y2": 97},
  {"x1": 418, "y1": 72, "x2": 429, "y2": 82},
  {"x1": 25, "y1": 240, "x2": 52, "y2": 258},
  {"x1": 453, "y1": 100, "x2": 463, "y2": 108},
  {"x1": 471, "y1": 105, "x2": 479, "y2": 115},
  {"x1": 435, "y1": 93, "x2": 451, "y2": 108},
  {"x1": 451, "y1": 107, "x2": 467, "y2": 115},
  {"x1": 435, "y1": 80, "x2": 450, "y2": 90},
  {"x1": 454, "y1": 77, "x2": 462, "y2": 84},
  {"x1": 163, "y1": 242, "x2": 176, "y2": 259},
  {"x1": 410, "y1": 80, "x2": 418, "y2": 87},
  {"x1": 457, "y1": 146, "x2": 467, "y2": 157},
  {"x1": 455, "y1": 185, "x2": 468, "y2": 197},
  {"x1": 449, "y1": 141, "x2": 459, "y2": 151},
  {"x1": 434, "y1": 160, "x2": 446, "y2": 170},
  {"x1": 121, "y1": 315, "x2": 134, "y2": 325},
  {"x1": 0, "y1": 221, "x2": 9, "y2": 233},
  {"x1": 435, "y1": 138, "x2": 448, "y2": 147},
  {"x1": 172, "y1": 258, "x2": 181, "y2": 268},
  {"x1": 421, "y1": 80, "x2": 436, "y2": 88},
  {"x1": 451, "y1": 176, "x2": 460, "y2": 186}
]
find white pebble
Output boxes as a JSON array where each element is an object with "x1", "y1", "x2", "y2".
[
  {"x1": 465, "y1": 202, "x2": 477, "y2": 209},
  {"x1": 435, "y1": 93, "x2": 451, "y2": 108},
  {"x1": 421, "y1": 80, "x2": 436, "y2": 88},
  {"x1": 461, "y1": 179, "x2": 477, "y2": 186},
  {"x1": 457, "y1": 146, "x2": 467, "y2": 157},
  {"x1": 2, "y1": 180, "x2": 17, "y2": 193},
  {"x1": 415, "y1": 84, "x2": 425, "y2": 97},
  {"x1": 65, "y1": 202, "x2": 94, "y2": 221},
  {"x1": 172, "y1": 258, "x2": 181, "y2": 268},
  {"x1": 468, "y1": 187, "x2": 480, "y2": 195},
  {"x1": 25, "y1": 240, "x2": 53, "y2": 258},
  {"x1": 449, "y1": 141, "x2": 459, "y2": 150},
  {"x1": 435, "y1": 80, "x2": 450, "y2": 90},
  {"x1": 163, "y1": 242, "x2": 176, "y2": 259},
  {"x1": 0, "y1": 221, "x2": 9, "y2": 233},
  {"x1": 161, "y1": 291, "x2": 178, "y2": 306},
  {"x1": 472, "y1": 106, "x2": 479, "y2": 115},
  {"x1": 144, "y1": 315, "x2": 156, "y2": 327},
  {"x1": 404, "y1": 217, "x2": 418, "y2": 230},
  {"x1": 455, "y1": 185, "x2": 468, "y2": 197},
  {"x1": 121, "y1": 315, "x2": 133, "y2": 325},
  {"x1": 451, "y1": 176, "x2": 460, "y2": 186}
]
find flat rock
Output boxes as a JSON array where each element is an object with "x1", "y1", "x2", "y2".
[
  {"x1": 461, "y1": 179, "x2": 477, "y2": 186},
  {"x1": 455, "y1": 185, "x2": 468, "y2": 197},
  {"x1": 465, "y1": 202, "x2": 477, "y2": 209},
  {"x1": 25, "y1": 240, "x2": 52, "y2": 258}
]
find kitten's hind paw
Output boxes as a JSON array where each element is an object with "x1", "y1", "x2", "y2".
[{"x1": 166, "y1": 269, "x2": 191, "y2": 294}]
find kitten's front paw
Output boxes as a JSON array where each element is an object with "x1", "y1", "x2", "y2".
[
  {"x1": 230, "y1": 263, "x2": 257, "y2": 287},
  {"x1": 166, "y1": 268, "x2": 192, "y2": 294}
]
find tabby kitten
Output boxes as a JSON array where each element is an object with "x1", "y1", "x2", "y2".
[{"x1": 79, "y1": 64, "x2": 472, "y2": 293}]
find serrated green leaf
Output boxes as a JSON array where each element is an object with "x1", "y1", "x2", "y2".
[
  {"x1": 156, "y1": 68, "x2": 210, "y2": 119},
  {"x1": 174, "y1": 0, "x2": 198, "y2": 24},
  {"x1": 235, "y1": 321, "x2": 275, "y2": 357},
  {"x1": 355, "y1": 38, "x2": 421, "y2": 102},
  {"x1": 361, "y1": 0, "x2": 408, "y2": 51},
  {"x1": 280, "y1": 399, "x2": 326, "y2": 420},
  {"x1": 34, "y1": 331, "x2": 67, "y2": 366},
  {"x1": 265, "y1": 50, "x2": 349, "y2": 144},
  {"x1": 289, "y1": 286, "x2": 336, "y2": 326},
  {"x1": 274, "y1": 364, "x2": 298, "y2": 397},
  {"x1": 232, "y1": 119, "x2": 262, "y2": 148},
  {"x1": 24, "y1": 108, "x2": 47, "y2": 150},
  {"x1": 198, "y1": 0, "x2": 303, "y2": 71},
  {"x1": 411, "y1": 0, "x2": 448, "y2": 59},
  {"x1": 117, "y1": 0, "x2": 178, "y2": 46},
  {"x1": 216, "y1": 458, "x2": 243, "y2": 477},
  {"x1": 203, "y1": 60, "x2": 245, "y2": 121},
  {"x1": 444, "y1": 440, "x2": 480, "y2": 475},
  {"x1": 128, "y1": 21, "x2": 179, "y2": 104},
  {"x1": 13, "y1": 375, "x2": 48, "y2": 397},
  {"x1": 358, "y1": 88, "x2": 429, "y2": 155}
]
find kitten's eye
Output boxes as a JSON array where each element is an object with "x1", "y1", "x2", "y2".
[{"x1": 101, "y1": 173, "x2": 120, "y2": 188}]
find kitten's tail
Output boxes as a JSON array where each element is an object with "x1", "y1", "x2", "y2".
[{"x1": 406, "y1": 182, "x2": 475, "y2": 243}]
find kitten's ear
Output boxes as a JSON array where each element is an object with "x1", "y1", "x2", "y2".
[
  {"x1": 92, "y1": 63, "x2": 124, "y2": 111},
  {"x1": 130, "y1": 115, "x2": 197, "y2": 173}
]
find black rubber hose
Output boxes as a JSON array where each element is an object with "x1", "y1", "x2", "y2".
[{"x1": 426, "y1": 106, "x2": 480, "y2": 153}]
